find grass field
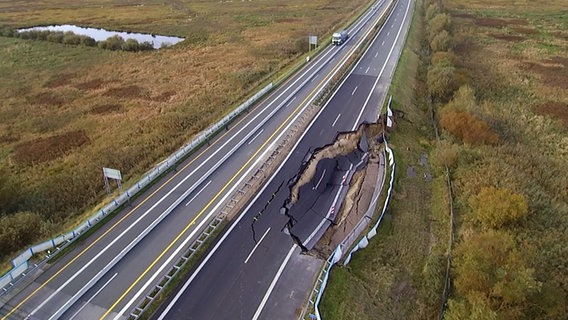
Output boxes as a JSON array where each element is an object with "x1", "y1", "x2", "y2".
[{"x1": 0, "y1": 0, "x2": 371, "y2": 268}]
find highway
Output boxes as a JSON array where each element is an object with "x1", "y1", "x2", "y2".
[
  {"x1": 0, "y1": 0, "x2": 405, "y2": 319},
  {"x1": 155, "y1": 0, "x2": 413, "y2": 318}
]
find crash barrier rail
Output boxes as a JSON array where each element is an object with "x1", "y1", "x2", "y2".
[
  {"x1": 0, "y1": 82, "x2": 273, "y2": 294},
  {"x1": 300, "y1": 136, "x2": 394, "y2": 320}
]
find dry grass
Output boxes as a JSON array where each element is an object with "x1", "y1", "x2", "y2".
[{"x1": 0, "y1": 0, "x2": 372, "y2": 264}]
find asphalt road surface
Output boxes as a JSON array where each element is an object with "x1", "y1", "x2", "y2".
[
  {"x1": 0, "y1": 0, "x2": 403, "y2": 319},
  {"x1": 155, "y1": 0, "x2": 413, "y2": 319}
]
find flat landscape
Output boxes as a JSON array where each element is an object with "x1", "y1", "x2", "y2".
[{"x1": 0, "y1": 0, "x2": 370, "y2": 269}]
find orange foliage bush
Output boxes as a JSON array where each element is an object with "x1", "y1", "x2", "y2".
[{"x1": 439, "y1": 109, "x2": 498, "y2": 145}]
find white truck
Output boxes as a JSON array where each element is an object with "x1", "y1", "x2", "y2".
[{"x1": 331, "y1": 30, "x2": 348, "y2": 45}]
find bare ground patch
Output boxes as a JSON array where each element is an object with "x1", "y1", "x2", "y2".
[
  {"x1": 26, "y1": 91, "x2": 65, "y2": 107},
  {"x1": 152, "y1": 90, "x2": 177, "y2": 102},
  {"x1": 43, "y1": 73, "x2": 76, "y2": 88},
  {"x1": 102, "y1": 85, "x2": 149, "y2": 100},
  {"x1": 512, "y1": 26, "x2": 538, "y2": 35},
  {"x1": 533, "y1": 101, "x2": 568, "y2": 129},
  {"x1": 13, "y1": 130, "x2": 90, "y2": 165},
  {"x1": 520, "y1": 61, "x2": 568, "y2": 89},
  {"x1": 89, "y1": 103, "x2": 124, "y2": 115},
  {"x1": 74, "y1": 79, "x2": 113, "y2": 91},
  {"x1": 490, "y1": 33, "x2": 525, "y2": 42},
  {"x1": 473, "y1": 17, "x2": 527, "y2": 28}
]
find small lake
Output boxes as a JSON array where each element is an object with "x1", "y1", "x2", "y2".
[{"x1": 18, "y1": 25, "x2": 184, "y2": 49}]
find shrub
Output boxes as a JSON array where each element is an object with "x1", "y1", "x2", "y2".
[
  {"x1": 104, "y1": 35, "x2": 125, "y2": 50},
  {"x1": 428, "y1": 13, "x2": 451, "y2": 42},
  {"x1": 469, "y1": 187, "x2": 528, "y2": 229},
  {"x1": 121, "y1": 38, "x2": 141, "y2": 51},
  {"x1": 0, "y1": 26, "x2": 15, "y2": 37},
  {"x1": 46, "y1": 31, "x2": 65, "y2": 43},
  {"x1": 427, "y1": 60, "x2": 457, "y2": 101},
  {"x1": 439, "y1": 109, "x2": 498, "y2": 145},
  {"x1": 80, "y1": 35, "x2": 96, "y2": 47},
  {"x1": 62, "y1": 32, "x2": 82, "y2": 45},
  {"x1": 430, "y1": 29, "x2": 452, "y2": 52},
  {"x1": 0, "y1": 212, "x2": 48, "y2": 259}
]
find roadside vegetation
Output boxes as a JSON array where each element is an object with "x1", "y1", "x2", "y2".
[
  {"x1": 322, "y1": 0, "x2": 567, "y2": 319},
  {"x1": 0, "y1": 0, "x2": 371, "y2": 270}
]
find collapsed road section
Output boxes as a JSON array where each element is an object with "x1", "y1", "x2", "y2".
[{"x1": 281, "y1": 121, "x2": 384, "y2": 253}]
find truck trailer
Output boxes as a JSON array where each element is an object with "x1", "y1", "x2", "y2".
[{"x1": 331, "y1": 30, "x2": 348, "y2": 45}]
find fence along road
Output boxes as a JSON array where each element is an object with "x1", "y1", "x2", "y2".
[{"x1": 0, "y1": 1, "x2": 388, "y2": 319}]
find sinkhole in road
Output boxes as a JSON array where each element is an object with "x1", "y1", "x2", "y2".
[{"x1": 277, "y1": 121, "x2": 385, "y2": 256}]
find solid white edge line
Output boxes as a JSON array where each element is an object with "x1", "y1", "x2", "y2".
[
  {"x1": 68, "y1": 273, "x2": 118, "y2": 320},
  {"x1": 313, "y1": 169, "x2": 327, "y2": 190},
  {"x1": 185, "y1": 180, "x2": 211, "y2": 206},
  {"x1": 251, "y1": 244, "x2": 297, "y2": 320},
  {"x1": 244, "y1": 227, "x2": 271, "y2": 264}
]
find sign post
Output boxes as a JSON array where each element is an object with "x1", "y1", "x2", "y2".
[{"x1": 102, "y1": 167, "x2": 122, "y2": 193}]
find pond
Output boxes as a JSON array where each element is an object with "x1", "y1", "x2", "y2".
[{"x1": 18, "y1": 24, "x2": 184, "y2": 49}]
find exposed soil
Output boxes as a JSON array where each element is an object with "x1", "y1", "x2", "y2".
[
  {"x1": 89, "y1": 103, "x2": 124, "y2": 115},
  {"x1": 520, "y1": 61, "x2": 568, "y2": 89},
  {"x1": 13, "y1": 130, "x2": 90, "y2": 165},
  {"x1": 26, "y1": 91, "x2": 65, "y2": 107},
  {"x1": 490, "y1": 33, "x2": 525, "y2": 42},
  {"x1": 43, "y1": 73, "x2": 76, "y2": 88},
  {"x1": 152, "y1": 90, "x2": 177, "y2": 103},
  {"x1": 533, "y1": 101, "x2": 568, "y2": 129},
  {"x1": 512, "y1": 26, "x2": 538, "y2": 35},
  {"x1": 102, "y1": 85, "x2": 149, "y2": 100},
  {"x1": 74, "y1": 79, "x2": 112, "y2": 91},
  {"x1": 473, "y1": 17, "x2": 527, "y2": 28}
]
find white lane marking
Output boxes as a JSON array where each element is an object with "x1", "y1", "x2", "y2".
[
  {"x1": 375, "y1": 51, "x2": 379, "y2": 58},
  {"x1": 332, "y1": 113, "x2": 341, "y2": 127},
  {"x1": 365, "y1": 66, "x2": 370, "y2": 73},
  {"x1": 351, "y1": 86, "x2": 358, "y2": 96},
  {"x1": 244, "y1": 228, "x2": 271, "y2": 264},
  {"x1": 285, "y1": 96, "x2": 297, "y2": 108},
  {"x1": 185, "y1": 180, "x2": 212, "y2": 206},
  {"x1": 382, "y1": 40, "x2": 385, "y2": 46},
  {"x1": 313, "y1": 169, "x2": 327, "y2": 190},
  {"x1": 68, "y1": 273, "x2": 118, "y2": 320},
  {"x1": 251, "y1": 245, "x2": 297, "y2": 320},
  {"x1": 387, "y1": 31, "x2": 390, "y2": 36},
  {"x1": 248, "y1": 129, "x2": 264, "y2": 145}
]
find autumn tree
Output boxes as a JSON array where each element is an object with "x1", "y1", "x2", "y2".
[
  {"x1": 469, "y1": 187, "x2": 528, "y2": 229},
  {"x1": 448, "y1": 230, "x2": 540, "y2": 319},
  {"x1": 427, "y1": 59, "x2": 457, "y2": 101},
  {"x1": 428, "y1": 13, "x2": 451, "y2": 42},
  {"x1": 430, "y1": 30, "x2": 452, "y2": 52},
  {"x1": 439, "y1": 108, "x2": 498, "y2": 145},
  {"x1": 430, "y1": 140, "x2": 460, "y2": 170}
]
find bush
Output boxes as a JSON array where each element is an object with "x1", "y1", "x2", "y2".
[
  {"x1": 439, "y1": 109, "x2": 498, "y2": 145},
  {"x1": 469, "y1": 187, "x2": 528, "y2": 229},
  {"x1": 427, "y1": 60, "x2": 457, "y2": 101},
  {"x1": 104, "y1": 35, "x2": 125, "y2": 50},
  {"x1": 46, "y1": 31, "x2": 65, "y2": 43},
  {"x1": 428, "y1": 13, "x2": 451, "y2": 42},
  {"x1": 121, "y1": 38, "x2": 141, "y2": 51},
  {"x1": 0, "y1": 26, "x2": 15, "y2": 37},
  {"x1": 62, "y1": 32, "x2": 82, "y2": 45},
  {"x1": 430, "y1": 29, "x2": 452, "y2": 52},
  {"x1": 80, "y1": 35, "x2": 96, "y2": 47}
]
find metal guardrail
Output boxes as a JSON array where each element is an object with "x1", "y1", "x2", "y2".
[{"x1": 0, "y1": 82, "x2": 273, "y2": 295}]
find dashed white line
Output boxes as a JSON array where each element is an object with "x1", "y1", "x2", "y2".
[
  {"x1": 351, "y1": 86, "x2": 358, "y2": 96},
  {"x1": 248, "y1": 129, "x2": 264, "y2": 145},
  {"x1": 365, "y1": 66, "x2": 370, "y2": 73},
  {"x1": 332, "y1": 113, "x2": 341, "y2": 127},
  {"x1": 313, "y1": 169, "x2": 327, "y2": 190},
  {"x1": 244, "y1": 228, "x2": 271, "y2": 264},
  {"x1": 375, "y1": 51, "x2": 379, "y2": 58},
  {"x1": 68, "y1": 273, "x2": 118, "y2": 320},
  {"x1": 251, "y1": 244, "x2": 297, "y2": 320},
  {"x1": 185, "y1": 180, "x2": 212, "y2": 206},
  {"x1": 381, "y1": 41, "x2": 385, "y2": 46},
  {"x1": 285, "y1": 96, "x2": 297, "y2": 108},
  {"x1": 387, "y1": 31, "x2": 390, "y2": 36}
]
